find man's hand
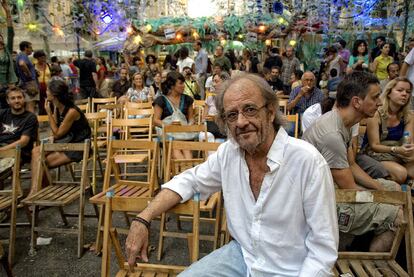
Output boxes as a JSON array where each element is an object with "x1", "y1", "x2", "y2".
[
  {"x1": 300, "y1": 85, "x2": 311, "y2": 97},
  {"x1": 125, "y1": 221, "x2": 150, "y2": 267}
]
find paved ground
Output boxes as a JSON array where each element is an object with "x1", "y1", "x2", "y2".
[{"x1": 0, "y1": 172, "x2": 215, "y2": 277}]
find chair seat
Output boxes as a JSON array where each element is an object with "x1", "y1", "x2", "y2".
[
  {"x1": 22, "y1": 184, "x2": 86, "y2": 206},
  {"x1": 113, "y1": 154, "x2": 148, "y2": 164},
  {"x1": 333, "y1": 259, "x2": 409, "y2": 277},
  {"x1": 116, "y1": 263, "x2": 185, "y2": 277},
  {"x1": 89, "y1": 183, "x2": 150, "y2": 205},
  {"x1": 0, "y1": 194, "x2": 12, "y2": 210}
]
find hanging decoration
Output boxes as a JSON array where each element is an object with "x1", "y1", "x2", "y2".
[{"x1": 272, "y1": 1, "x2": 284, "y2": 15}]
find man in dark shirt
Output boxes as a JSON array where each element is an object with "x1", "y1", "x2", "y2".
[
  {"x1": 111, "y1": 68, "x2": 130, "y2": 98},
  {"x1": 0, "y1": 87, "x2": 38, "y2": 163},
  {"x1": 264, "y1": 47, "x2": 283, "y2": 70},
  {"x1": 370, "y1": 36, "x2": 386, "y2": 62},
  {"x1": 263, "y1": 66, "x2": 284, "y2": 94},
  {"x1": 73, "y1": 50, "x2": 99, "y2": 99}
]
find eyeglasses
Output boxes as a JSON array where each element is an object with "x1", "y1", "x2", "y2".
[{"x1": 222, "y1": 104, "x2": 267, "y2": 123}]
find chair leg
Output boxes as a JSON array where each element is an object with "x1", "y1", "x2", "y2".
[
  {"x1": 8, "y1": 195, "x2": 17, "y2": 266},
  {"x1": 157, "y1": 212, "x2": 166, "y2": 261},
  {"x1": 0, "y1": 246, "x2": 14, "y2": 277},
  {"x1": 94, "y1": 205, "x2": 105, "y2": 255},
  {"x1": 77, "y1": 187, "x2": 86, "y2": 258},
  {"x1": 58, "y1": 207, "x2": 69, "y2": 226},
  {"x1": 29, "y1": 206, "x2": 38, "y2": 257}
]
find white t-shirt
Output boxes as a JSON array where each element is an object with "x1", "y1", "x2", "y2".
[
  {"x1": 404, "y1": 48, "x2": 414, "y2": 85},
  {"x1": 205, "y1": 76, "x2": 213, "y2": 91},
  {"x1": 302, "y1": 103, "x2": 359, "y2": 136},
  {"x1": 177, "y1": 57, "x2": 195, "y2": 73}
]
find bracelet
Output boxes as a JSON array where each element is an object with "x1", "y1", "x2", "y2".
[
  {"x1": 391, "y1": 146, "x2": 397, "y2": 153},
  {"x1": 132, "y1": 216, "x2": 151, "y2": 230}
]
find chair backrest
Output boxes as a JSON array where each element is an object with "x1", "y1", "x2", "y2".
[
  {"x1": 75, "y1": 98, "x2": 91, "y2": 112},
  {"x1": 279, "y1": 99, "x2": 288, "y2": 115},
  {"x1": 165, "y1": 140, "x2": 220, "y2": 183},
  {"x1": 286, "y1": 113, "x2": 299, "y2": 138},
  {"x1": 77, "y1": 104, "x2": 89, "y2": 113},
  {"x1": 91, "y1": 97, "x2": 117, "y2": 112},
  {"x1": 161, "y1": 123, "x2": 208, "y2": 179},
  {"x1": 125, "y1": 101, "x2": 153, "y2": 110},
  {"x1": 193, "y1": 100, "x2": 205, "y2": 125},
  {"x1": 36, "y1": 115, "x2": 50, "y2": 145},
  {"x1": 111, "y1": 117, "x2": 153, "y2": 141},
  {"x1": 0, "y1": 146, "x2": 22, "y2": 198},
  {"x1": 124, "y1": 107, "x2": 154, "y2": 119},
  {"x1": 103, "y1": 139, "x2": 158, "y2": 196},
  {"x1": 336, "y1": 189, "x2": 414, "y2": 275}
]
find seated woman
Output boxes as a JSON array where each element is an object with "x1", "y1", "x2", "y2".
[
  {"x1": 203, "y1": 72, "x2": 229, "y2": 139},
  {"x1": 153, "y1": 71, "x2": 194, "y2": 159},
  {"x1": 362, "y1": 77, "x2": 414, "y2": 184},
  {"x1": 29, "y1": 79, "x2": 91, "y2": 197},
  {"x1": 118, "y1": 72, "x2": 153, "y2": 104}
]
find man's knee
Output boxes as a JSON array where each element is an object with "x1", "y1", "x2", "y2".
[{"x1": 393, "y1": 208, "x2": 404, "y2": 227}]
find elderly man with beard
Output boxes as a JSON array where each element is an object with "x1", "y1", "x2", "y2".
[{"x1": 125, "y1": 74, "x2": 338, "y2": 276}]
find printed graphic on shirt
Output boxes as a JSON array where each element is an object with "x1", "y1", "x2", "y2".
[
  {"x1": 2, "y1": 122, "x2": 19, "y2": 134},
  {"x1": 338, "y1": 212, "x2": 351, "y2": 227}
]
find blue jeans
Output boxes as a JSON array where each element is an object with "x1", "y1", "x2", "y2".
[{"x1": 179, "y1": 240, "x2": 247, "y2": 277}]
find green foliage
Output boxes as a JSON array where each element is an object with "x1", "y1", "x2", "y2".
[{"x1": 223, "y1": 15, "x2": 245, "y2": 39}]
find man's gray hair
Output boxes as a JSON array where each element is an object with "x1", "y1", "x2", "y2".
[{"x1": 214, "y1": 73, "x2": 285, "y2": 134}]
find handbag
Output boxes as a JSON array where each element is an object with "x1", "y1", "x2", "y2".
[
  {"x1": 24, "y1": 80, "x2": 40, "y2": 97},
  {"x1": 156, "y1": 96, "x2": 198, "y2": 141}
]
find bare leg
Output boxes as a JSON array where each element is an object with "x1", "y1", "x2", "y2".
[
  {"x1": 404, "y1": 161, "x2": 414, "y2": 180},
  {"x1": 369, "y1": 208, "x2": 403, "y2": 252},
  {"x1": 172, "y1": 149, "x2": 185, "y2": 159},
  {"x1": 29, "y1": 146, "x2": 42, "y2": 196},
  {"x1": 381, "y1": 161, "x2": 407, "y2": 184},
  {"x1": 182, "y1": 150, "x2": 192, "y2": 159}
]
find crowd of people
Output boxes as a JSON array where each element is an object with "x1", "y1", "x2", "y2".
[{"x1": 1, "y1": 4, "x2": 414, "y2": 272}]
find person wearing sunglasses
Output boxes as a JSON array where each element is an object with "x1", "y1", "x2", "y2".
[{"x1": 126, "y1": 74, "x2": 338, "y2": 276}]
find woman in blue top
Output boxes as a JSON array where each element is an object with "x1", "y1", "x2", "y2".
[{"x1": 363, "y1": 77, "x2": 414, "y2": 184}]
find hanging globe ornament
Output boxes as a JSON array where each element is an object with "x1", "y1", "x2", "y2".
[{"x1": 273, "y1": 1, "x2": 284, "y2": 15}]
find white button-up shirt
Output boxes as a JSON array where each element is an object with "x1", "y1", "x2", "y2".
[{"x1": 163, "y1": 127, "x2": 338, "y2": 276}]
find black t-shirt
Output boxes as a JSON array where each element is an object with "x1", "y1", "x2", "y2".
[
  {"x1": 268, "y1": 78, "x2": 284, "y2": 92},
  {"x1": 112, "y1": 79, "x2": 131, "y2": 98},
  {"x1": 0, "y1": 109, "x2": 38, "y2": 161},
  {"x1": 264, "y1": 56, "x2": 283, "y2": 70},
  {"x1": 153, "y1": 94, "x2": 194, "y2": 120},
  {"x1": 73, "y1": 58, "x2": 97, "y2": 87}
]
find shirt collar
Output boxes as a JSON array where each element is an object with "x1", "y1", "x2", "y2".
[{"x1": 229, "y1": 127, "x2": 289, "y2": 172}]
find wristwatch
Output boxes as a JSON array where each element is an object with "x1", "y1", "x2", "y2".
[{"x1": 391, "y1": 146, "x2": 397, "y2": 153}]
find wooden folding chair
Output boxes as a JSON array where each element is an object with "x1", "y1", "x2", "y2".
[
  {"x1": 111, "y1": 117, "x2": 153, "y2": 142},
  {"x1": 75, "y1": 97, "x2": 91, "y2": 107},
  {"x1": 125, "y1": 101, "x2": 153, "y2": 110},
  {"x1": 0, "y1": 146, "x2": 22, "y2": 266},
  {"x1": 158, "y1": 140, "x2": 222, "y2": 261},
  {"x1": 84, "y1": 112, "x2": 109, "y2": 194},
  {"x1": 333, "y1": 189, "x2": 414, "y2": 276},
  {"x1": 286, "y1": 113, "x2": 299, "y2": 138},
  {"x1": 193, "y1": 100, "x2": 205, "y2": 125},
  {"x1": 77, "y1": 103, "x2": 90, "y2": 113},
  {"x1": 124, "y1": 109, "x2": 154, "y2": 140},
  {"x1": 101, "y1": 193, "x2": 200, "y2": 277},
  {"x1": 22, "y1": 140, "x2": 92, "y2": 258},
  {"x1": 91, "y1": 97, "x2": 117, "y2": 113},
  {"x1": 161, "y1": 124, "x2": 207, "y2": 180},
  {"x1": 90, "y1": 139, "x2": 159, "y2": 255}
]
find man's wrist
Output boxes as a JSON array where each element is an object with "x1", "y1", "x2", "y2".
[{"x1": 132, "y1": 216, "x2": 151, "y2": 230}]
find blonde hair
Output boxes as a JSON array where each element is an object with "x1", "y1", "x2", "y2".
[
  {"x1": 131, "y1": 72, "x2": 144, "y2": 90},
  {"x1": 380, "y1": 77, "x2": 413, "y2": 122}
]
